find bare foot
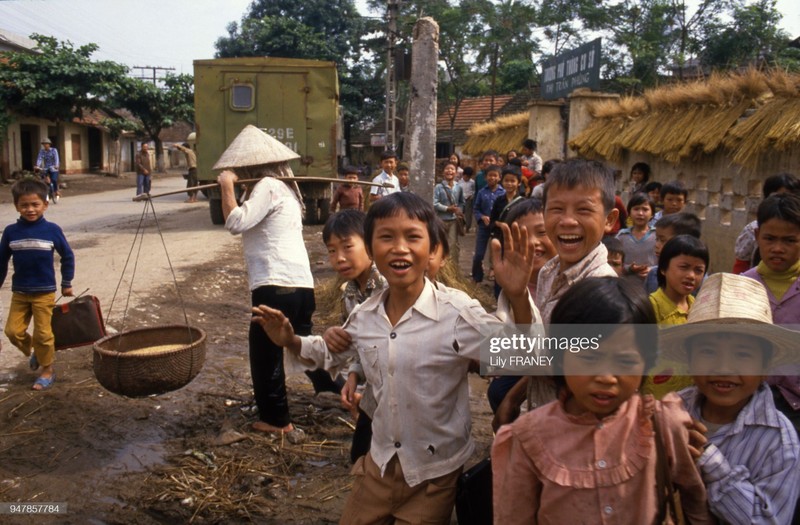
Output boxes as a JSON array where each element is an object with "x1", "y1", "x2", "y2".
[{"x1": 251, "y1": 420, "x2": 294, "y2": 434}]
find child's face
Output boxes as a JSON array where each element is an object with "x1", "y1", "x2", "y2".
[
  {"x1": 756, "y1": 218, "x2": 800, "y2": 273},
  {"x1": 326, "y1": 234, "x2": 372, "y2": 284},
  {"x1": 481, "y1": 155, "x2": 497, "y2": 169},
  {"x1": 662, "y1": 193, "x2": 686, "y2": 215},
  {"x1": 662, "y1": 254, "x2": 705, "y2": 299},
  {"x1": 381, "y1": 157, "x2": 397, "y2": 175},
  {"x1": 344, "y1": 173, "x2": 359, "y2": 186},
  {"x1": 630, "y1": 168, "x2": 645, "y2": 183},
  {"x1": 563, "y1": 327, "x2": 646, "y2": 418},
  {"x1": 501, "y1": 174, "x2": 519, "y2": 197},
  {"x1": 486, "y1": 170, "x2": 500, "y2": 189},
  {"x1": 442, "y1": 164, "x2": 456, "y2": 182},
  {"x1": 370, "y1": 212, "x2": 431, "y2": 292},
  {"x1": 544, "y1": 184, "x2": 618, "y2": 269},
  {"x1": 629, "y1": 203, "x2": 653, "y2": 228},
  {"x1": 15, "y1": 193, "x2": 48, "y2": 222},
  {"x1": 398, "y1": 170, "x2": 410, "y2": 186},
  {"x1": 607, "y1": 252, "x2": 624, "y2": 276},
  {"x1": 427, "y1": 243, "x2": 447, "y2": 281},
  {"x1": 648, "y1": 188, "x2": 661, "y2": 204},
  {"x1": 688, "y1": 333, "x2": 767, "y2": 423},
  {"x1": 516, "y1": 212, "x2": 556, "y2": 278},
  {"x1": 654, "y1": 226, "x2": 676, "y2": 258}
]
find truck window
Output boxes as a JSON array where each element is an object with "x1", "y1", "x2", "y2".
[{"x1": 230, "y1": 84, "x2": 254, "y2": 111}]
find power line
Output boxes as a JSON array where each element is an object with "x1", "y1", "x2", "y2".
[{"x1": 132, "y1": 65, "x2": 176, "y2": 86}]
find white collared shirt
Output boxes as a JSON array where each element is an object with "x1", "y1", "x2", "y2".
[
  {"x1": 298, "y1": 279, "x2": 542, "y2": 486},
  {"x1": 370, "y1": 171, "x2": 400, "y2": 197},
  {"x1": 225, "y1": 177, "x2": 313, "y2": 290}
]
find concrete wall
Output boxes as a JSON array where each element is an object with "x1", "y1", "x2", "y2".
[{"x1": 528, "y1": 101, "x2": 566, "y2": 162}]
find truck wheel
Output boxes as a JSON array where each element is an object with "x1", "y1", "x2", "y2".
[
  {"x1": 303, "y1": 198, "x2": 319, "y2": 225},
  {"x1": 318, "y1": 199, "x2": 330, "y2": 224},
  {"x1": 209, "y1": 198, "x2": 225, "y2": 225}
]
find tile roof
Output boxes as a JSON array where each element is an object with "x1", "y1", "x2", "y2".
[{"x1": 437, "y1": 90, "x2": 538, "y2": 145}]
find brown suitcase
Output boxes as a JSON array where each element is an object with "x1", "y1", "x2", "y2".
[{"x1": 51, "y1": 295, "x2": 107, "y2": 350}]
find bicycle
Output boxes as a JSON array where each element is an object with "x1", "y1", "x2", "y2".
[{"x1": 33, "y1": 166, "x2": 58, "y2": 203}]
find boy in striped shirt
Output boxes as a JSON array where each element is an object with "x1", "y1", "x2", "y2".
[{"x1": 662, "y1": 273, "x2": 800, "y2": 524}]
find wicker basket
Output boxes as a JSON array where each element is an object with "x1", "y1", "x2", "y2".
[{"x1": 93, "y1": 325, "x2": 206, "y2": 397}]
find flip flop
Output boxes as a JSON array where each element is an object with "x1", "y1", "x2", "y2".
[
  {"x1": 29, "y1": 353, "x2": 39, "y2": 371},
  {"x1": 33, "y1": 372, "x2": 56, "y2": 391}
]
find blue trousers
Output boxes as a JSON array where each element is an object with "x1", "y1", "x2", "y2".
[
  {"x1": 471, "y1": 222, "x2": 491, "y2": 282},
  {"x1": 136, "y1": 173, "x2": 151, "y2": 195}
]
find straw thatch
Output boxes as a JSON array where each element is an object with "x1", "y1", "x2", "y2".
[
  {"x1": 569, "y1": 69, "x2": 800, "y2": 167},
  {"x1": 461, "y1": 111, "x2": 530, "y2": 156}
]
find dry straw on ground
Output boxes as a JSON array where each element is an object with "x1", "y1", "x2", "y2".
[{"x1": 569, "y1": 69, "x2": 800, "y2": 168}]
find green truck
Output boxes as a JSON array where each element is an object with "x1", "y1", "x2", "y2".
[{"x1": 193, "y1": 57, "x2": 341, "y2": 224}]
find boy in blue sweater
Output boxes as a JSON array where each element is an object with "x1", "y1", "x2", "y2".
[{"x1": 0, "y1": 179, "x2": 75, "y2": 390}]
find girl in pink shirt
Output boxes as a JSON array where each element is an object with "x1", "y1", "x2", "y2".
[{"x1": 492, "y1": 277, "x2": 714, "y2": 525}]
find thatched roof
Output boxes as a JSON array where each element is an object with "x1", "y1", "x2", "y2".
[
  {"x1": 461, "y1": 111, "x2": 530, "y2": 156},
  {"x1": 569, "y1": 69, "x2": 800, "y2": 168}
]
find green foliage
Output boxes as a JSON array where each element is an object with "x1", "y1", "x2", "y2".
[
  {"x1": 111, "y1": 74, "x2": 193, "y2": 141},
  {"x1": 0, "y1": 34, "x2": 127, "y2": 123}
]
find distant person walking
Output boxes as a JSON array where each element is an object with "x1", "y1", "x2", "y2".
[
  {"x1": 174, "y1": 143, "x2": 198, "y2": 203},
  {"x1": 35, "y1": 138, "x2": 61, "y2": 203},
  {"x1": 135, "y1": 143, "x2": 153, "y2": 196}
]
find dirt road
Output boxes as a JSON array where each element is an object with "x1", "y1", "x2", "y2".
[{"x1": 0, "y1": 173, "x2": 496, "y2": 524}]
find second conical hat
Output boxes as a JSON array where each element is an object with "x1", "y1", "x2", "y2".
[{"x1": 212, "y1": 124, "x2": 300, "y2": 170}]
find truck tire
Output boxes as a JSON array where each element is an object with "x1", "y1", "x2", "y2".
[
  {"x1": 209, "y1": 198, "x2": 225, "y2": 225},
  {"x1": 303, "y1": 197, "x2": 318, "y2": 225},
  {"x1": 318, "y1": 198, "x2": 330, "y2": 224}
]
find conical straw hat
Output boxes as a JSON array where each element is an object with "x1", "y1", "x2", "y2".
[
  {"x1": 660, "y1": 272, "x2": 799, "y2": 370},
  {"x1": 212, "y1": 125, "x2": 300, "y2": 170}
]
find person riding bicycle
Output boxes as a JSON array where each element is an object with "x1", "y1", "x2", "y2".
[{"x1": 35, "y1": 138, "x2": 61, "y2": 203}]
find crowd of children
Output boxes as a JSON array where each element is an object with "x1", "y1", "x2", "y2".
[
  {"x1": 304, "y1": 150, "x2": 800, "y2": 523},
  {"x1": 6, "y1": 128, "x2": 799, "y2": 524}
]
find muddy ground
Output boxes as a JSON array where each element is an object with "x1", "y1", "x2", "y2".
[{"x1": 0, "y1": 172, "x2": 496, "y2": 524}]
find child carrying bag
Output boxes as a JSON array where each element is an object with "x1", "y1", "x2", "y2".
[{"x1": 51, "y1": 291, "x2": 107, "y2": 350}]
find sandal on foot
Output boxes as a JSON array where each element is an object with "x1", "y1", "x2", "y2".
[
  {"x1": 29, "y1": 353, "x2": 39, "y2": 370},
  {"x1": 33, "y1": 372, "x2": 55, "y2": 391}
]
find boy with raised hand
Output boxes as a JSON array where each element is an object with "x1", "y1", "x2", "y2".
[
  {"x1": 0, "y1": 178, "x2": 75, "y2": 390},
  {"x1": 662, "y1": 273, "x2": 800, "y2": 525}
]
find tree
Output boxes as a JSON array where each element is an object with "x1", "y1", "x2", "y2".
[
  {"x1": 110, "y1": 74, "x2": 194, "y2": 172},
  {"x1": 0, "y1": 34, "x2": 126, "y2": 140}
]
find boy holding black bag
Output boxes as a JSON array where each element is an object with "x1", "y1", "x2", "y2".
[{"x1": 0, "y1": 178, "x2": 75, "y2": 390}]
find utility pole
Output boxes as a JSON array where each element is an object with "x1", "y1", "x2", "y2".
[
  {"x1": 385, "y1": 0, "x2": 399, "y2": 151},
  {"x1": 407, "y1": 17, "x2": 439, "y2": 201},
  {"x1": 132, "y1": 65, "x2": 176, "y2": 86}
]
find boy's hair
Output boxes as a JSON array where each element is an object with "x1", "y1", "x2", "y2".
[
  {"x1": 643, "y1": 181, "x2": 662, "y2": 194},
  {"x1": 343, "y1": 165, "x2": 359, "y2": 175},
  {"x1": 756, "y1": 192, "x2": 800, "y2": 229},
  {"x1": 12, "y1": 178, "x2": 48, "y2": 205},
  {"x1": 501, "y1": 164, "x2": 522, "y2": 183},
  {"x1": 364, "y1": 192, "x2": 439, "y2": 255},
  {"x1": 485, "y1": 164, "x2": 501, "y2": 175},
  {"x1": 602, "y1": 237, "x2": 625, "y2": 261},
  {"x1": 322, "y1": 209, "x2": 366, "y2": 245},
  {"x1": 504, "y1": 197, "x2": 544, "y2": 225},
  {"x1": 542, "y1": 159, "x2": 561, "y2": 176},
  {"x1": 522, "y1": 138, "x2": 537, "y2": 151},
  {"x1": 433, "y1": 217, "x2": 450, "y2": 258},
  {"x1": 462, "y1": 166, "x2": 474, "y2": 177},
  {"x1": 630, "y1": 162, "x2": 651, "y2": 182},
  {"x1": 656, "y1": 235, "x2": 709, "y2": 288},
  {"x1": 655, "y1": 212, "x2": 701, "y2": 238},
  {"x1": 481, "y1": 150, "x2": 499, "y2": 162},
  {"x1": 380, "y1": 150, "x2": 397, "y2": 161},
  {"x1": 660, "y1": 180, "x2": 687, "y2": 200},
  {"x1": 542, "y1": 158, "x2": 616, "y2": 213},
  {"x1": 549, "y1": 277, "x2": 657, "y2": 390},
  {"x1": 397, "y1": 162, "x2": 409, "y2": 172},
  {"x1": 626, "y1": 192, "x2": 655, "y2": 216},
  {"x1": 762, "y1": 172, "x2": 800, "y2": 198}
]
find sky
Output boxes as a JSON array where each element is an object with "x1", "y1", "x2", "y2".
[{"x1": 0, "y1": 0, "x2": 798, "y2": 77}]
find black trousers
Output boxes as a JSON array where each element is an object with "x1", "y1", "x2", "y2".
[{"x1": 249, "y1": 286, "x2": 315, "y2": 427}]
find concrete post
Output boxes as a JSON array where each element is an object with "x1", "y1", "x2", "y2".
[
  {"x1": 407, "y1": 17, "x2": 439, "y2": 202},
  {"x1": 567, "y1": 89, "x2": 619, "y2": 158},
  {"x1": 528, "y1": 100, "x2": 567, "y2": 162}
]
